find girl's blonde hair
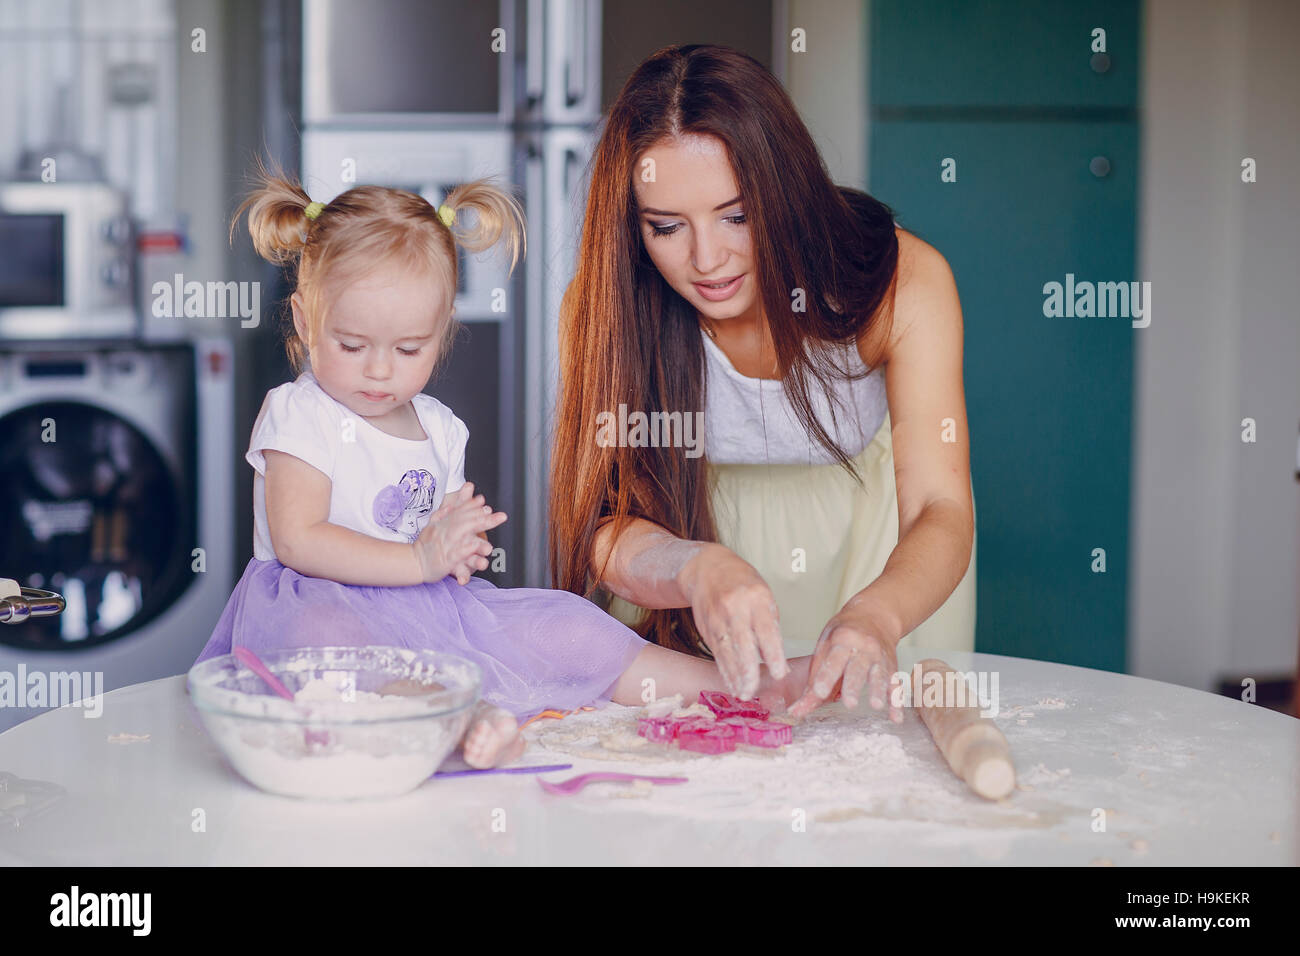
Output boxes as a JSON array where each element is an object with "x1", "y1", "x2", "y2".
[{"x1": 232, "y1": 156, "x2": 525, "y2": 374}]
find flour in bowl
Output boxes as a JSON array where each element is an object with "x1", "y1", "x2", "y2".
[{"x1": 206, "y1": 678, "x2": 470, "y2": 800}]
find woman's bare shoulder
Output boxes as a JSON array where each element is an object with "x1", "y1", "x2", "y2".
[{"x1": 858, "y1": 226, "x2": 956, "y2": 367}]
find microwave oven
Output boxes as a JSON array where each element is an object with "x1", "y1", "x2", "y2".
[{"x1": 0, "y1": 181, "x2": 137, "y2": 340}]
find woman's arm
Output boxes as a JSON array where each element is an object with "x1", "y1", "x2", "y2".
[
  {"x1": 849, "y1": 230, "x2": 975, "y2": 640},
  {"x1": 263, "y1": 449, "x2": 426, "y2": 586},
  {"x1": 593, "y1": 516, "x2": 790, "y2": 692},
  {"x1": 790, "y1": 230, "x2": 974, "y2": 718},
  {"x1": 591, "y1": 515, "x2": 713, "y2": 609}
]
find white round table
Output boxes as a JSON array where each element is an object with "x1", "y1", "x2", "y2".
[{"x1": 0, "y1": 650, "x2": 1295, "y2": 865}]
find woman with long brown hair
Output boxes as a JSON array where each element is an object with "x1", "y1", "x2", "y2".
[{"x1": 549, "y1": 44, "x2": 976, "y2": 721}]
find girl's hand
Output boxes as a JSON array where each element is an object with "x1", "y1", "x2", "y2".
[
  {"x1": 679, "y1": 543, "x2": 788, "y2": 700},
  {"x1": 787, "y1": 603, "x2": 904, "y2": 722},
  {"x1": 412, "y1": 482, "x2": 507, "y2": 585}
]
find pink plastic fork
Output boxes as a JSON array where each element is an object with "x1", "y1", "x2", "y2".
[
  {"x1": 233, "y1": 647, "x2": 295, "y2": 700},
  {"x1": 537, "y1": 772, "x2": 688, "y2": 795},
  {"x1": 233, "y1": 646, "x2": 330, "y2": 748}
]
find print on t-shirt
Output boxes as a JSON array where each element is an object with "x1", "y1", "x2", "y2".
[{"x1": 372, "y1": 468, "x2": 438, "y2": 542}]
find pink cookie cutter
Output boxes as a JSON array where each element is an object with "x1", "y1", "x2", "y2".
[
  {"x1": 676, "y1": 721, "x2": 738, "y2": 754},
  {"x1": 636, "y1": 716, "x2": 678, "y2": 742},
  {"x1": 721, "y1": 716, "x2": 793, "y2": 748},
  {"x1": 699, "y1": 690, "x2": 770, "y2": 720}
]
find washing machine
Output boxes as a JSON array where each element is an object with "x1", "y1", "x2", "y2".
[{"x1": 0, "y1": 338, "x2": 233, "y2": 732}]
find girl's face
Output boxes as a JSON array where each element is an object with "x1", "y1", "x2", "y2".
[
  {"x1": 293, "y1": 256, "x2": 447, "y2": 421},
  {"x1": 632, "y1": 133, "x2": 759, "y2": 326}
]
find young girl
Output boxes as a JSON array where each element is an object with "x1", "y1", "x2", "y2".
[{"x1": 194, "y1": 167, "x2": 811, "y2": 768}]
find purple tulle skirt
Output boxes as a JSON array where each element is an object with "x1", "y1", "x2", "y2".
[{"x1": 194, "y1": 559, "x2": 649, "y2": 719}]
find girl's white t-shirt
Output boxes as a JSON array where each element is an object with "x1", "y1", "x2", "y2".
[{"x1": 247, "y1": 370, "x2": 469, "y2": 562}]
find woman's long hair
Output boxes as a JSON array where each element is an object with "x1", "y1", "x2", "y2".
[{"x1": 549, "y1": 43, "x2": 900, "y2": 655}]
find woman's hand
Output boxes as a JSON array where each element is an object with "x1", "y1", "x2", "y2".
[
  {"x1": 679, "y1": 543, "x2": 789, "y2": 700},
  {"x1": 788, "y1": 602, "x2": 904, "y2": 722},
  {"x1": 412, "y1": 482, "x2": 507, "y2": 585}
]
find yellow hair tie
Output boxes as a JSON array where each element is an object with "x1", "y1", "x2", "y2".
[
  {"x1": 437, "y1": 204, "x2": 456, "y2": 228},
  {"x1": 304, "y1": 201, "x2": 325, "y2": 220}
]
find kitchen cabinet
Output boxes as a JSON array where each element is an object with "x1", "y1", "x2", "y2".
[{"x1": 870, "y1": 112, "x2": 1138, "y2": 671}]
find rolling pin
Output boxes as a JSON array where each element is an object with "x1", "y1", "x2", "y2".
[{"x1": 915, "y1": 658, "x2": 1016, "y2": 800}]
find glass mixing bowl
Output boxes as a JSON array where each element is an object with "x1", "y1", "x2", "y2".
[{"x1": 187, "y1": 646, "x2": 481, "y2": 800}]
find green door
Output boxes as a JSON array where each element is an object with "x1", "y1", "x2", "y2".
[
  {"x1": 868, "y1": 2, "x2": 1140, "y2": 672},
  {"x1": 871, "y1": 0, "x2": 1140, "y2": 109}
]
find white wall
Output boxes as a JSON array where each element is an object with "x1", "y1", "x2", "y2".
[
  {"x1": 1133, "y1": 0, "x2": 1300, "y2": 689},
  {"x1": 786, "y1": 0, "x2": 866, "y2": 191},
  {"x1": 139, "y1": 0, "x2": 228, "y2": 342}
]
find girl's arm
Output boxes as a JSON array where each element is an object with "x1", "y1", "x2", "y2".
[{"x1": 263, "y1": 449, "x2": 425, "y2": 585}]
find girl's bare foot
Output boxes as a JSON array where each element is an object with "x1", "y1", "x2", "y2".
[
  {"x1": 378, "y1": 678, "x2": 446, "y2": 696},
  {"x1": 462, "y1": 701, "x2": 526, "y2": 768}
]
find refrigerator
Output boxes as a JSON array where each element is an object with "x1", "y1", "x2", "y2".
[
  {"x1": 299, "y1": 0, "x2": 602, "y2": 588},
  {"x1": 298, "y1": 0, "x2": 781, "y2": 588}
]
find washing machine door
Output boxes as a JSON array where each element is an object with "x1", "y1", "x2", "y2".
[{"x1": 0, "y1": 400, "x2": 195, "y2": 650}]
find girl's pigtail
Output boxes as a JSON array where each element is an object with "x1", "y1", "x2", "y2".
[
  {"x1": 231, "y1": 155, "x2": 316, "y2": 265},
  {"x1": 441, "y1": 178, "x2": 526, "y2": 273}
]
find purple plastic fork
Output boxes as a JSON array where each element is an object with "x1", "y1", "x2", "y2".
[
  {"x1": 537, "y1": 771, "x2": 689, "y2": 795},
  {"x1": 434, "y1": 763, "x2": 573, "y2": 779}
]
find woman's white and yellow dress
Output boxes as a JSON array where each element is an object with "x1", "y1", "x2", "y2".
[{"x1": 608, "y1": 330, "x2": 976, "y2": 658}]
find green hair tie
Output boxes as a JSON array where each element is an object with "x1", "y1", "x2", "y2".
[
  {"x1": 304, "y1": 201, "x2": 325, "y2": 221},
  {"x1": 437, "y1": 203, "x2": 456, "y2": 228}
]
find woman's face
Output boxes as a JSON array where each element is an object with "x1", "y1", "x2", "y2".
[
  {"x1": 293, "y1": 256, "x2": 446, "y2": 421},
  {"x1": 633, "y1": 133, "x2": 758, "y2": 325}
]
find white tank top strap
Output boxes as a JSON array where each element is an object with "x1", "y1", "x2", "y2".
[{"x1": 701, "y1": 327, "x2": 887, "y2": 465}]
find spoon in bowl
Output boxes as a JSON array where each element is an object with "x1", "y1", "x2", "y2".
[
  {"x1": 233, "y1": 647, "x2": 331, "y2": 749},
  {"x1": 233, "y1": 647, "x2": 294, "y2": 700}
]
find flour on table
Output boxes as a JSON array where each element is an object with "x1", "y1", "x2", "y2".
[
  {"x1": 107, "y1": 733, "x2": 151, "y2": 744},
  {"x1": 642, "y1": 694, "x2": 684, "y2": 718},
  {"x1": 1020, "y1": 763, "x2": 1072, "y2": 786},
  {"x1": 612, "y1": 779, "x2": 656, "y2": 799},
  {"x1": 670, "y1": 703, "x2": 713, "y2": 719},
  {"x1": 524, "y1": 701, "x2": 1061, "y2": 835}
]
